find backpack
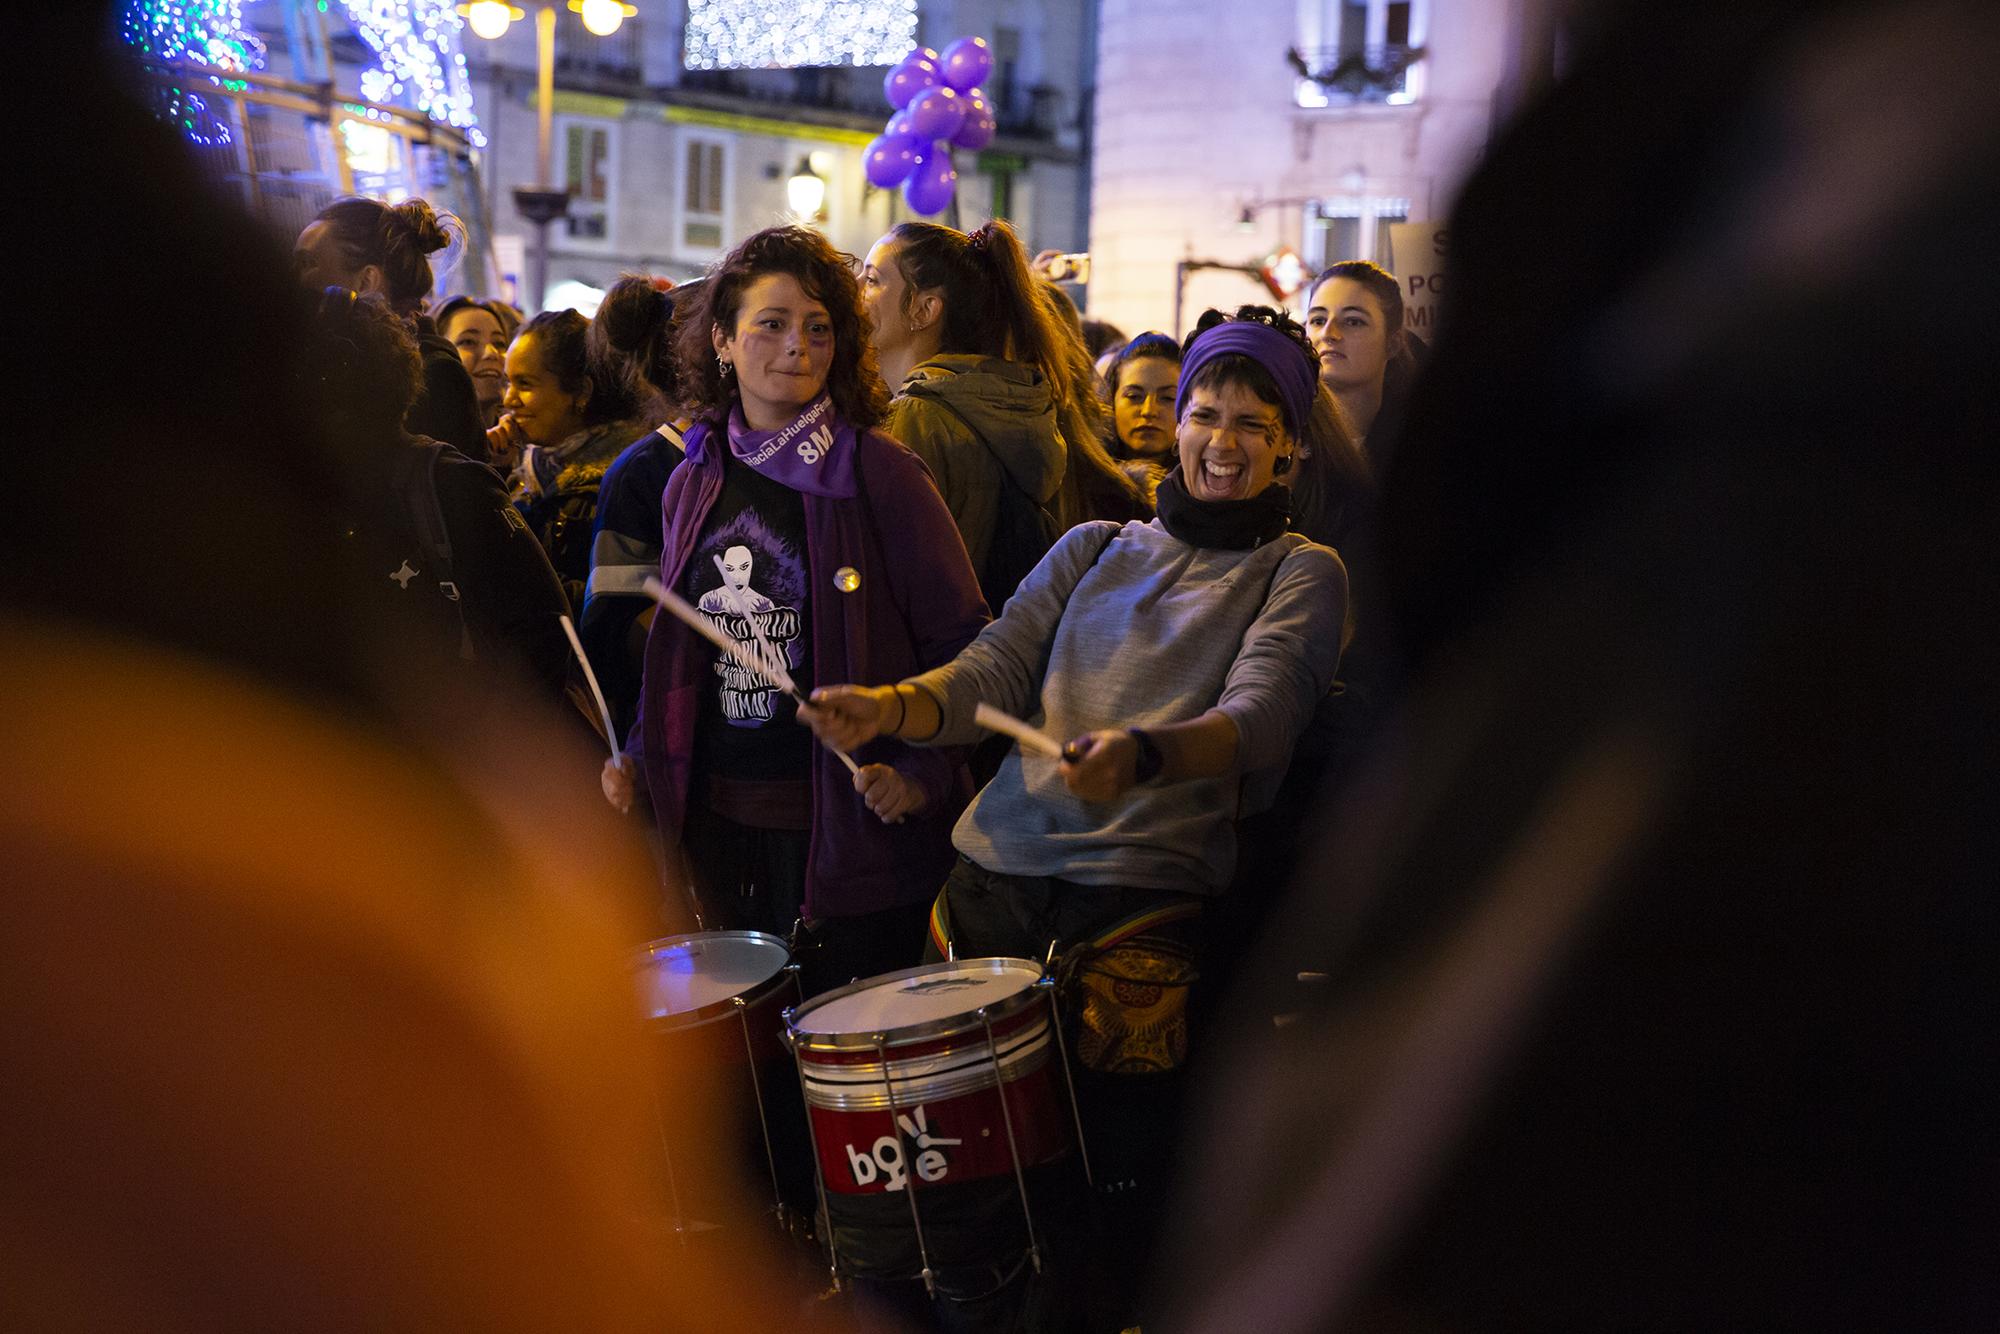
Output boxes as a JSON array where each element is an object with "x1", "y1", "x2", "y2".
[
  {"x1": 387, "y1": 437, "x2": 474, "y2": 660},
  {"x1": 914, "y1": 392, "x2": 1063, "y2": 613},
  {"x1": 981, "y1": 468, "x2": 1064, "y2": 613}
]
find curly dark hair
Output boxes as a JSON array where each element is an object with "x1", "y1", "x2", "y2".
[
  {"x1": 302, "y1": 287, "x2": 424, "y2": 437},
  {"x1": 672, "y1": 225, "x2": 890, "y2": 429},
  {"x1": 1180, "y1": 304, "x2": 1319, "y2": 434},
  {"x1": 1182, "y1": 305, "x2": 1372, "y2": 543}
]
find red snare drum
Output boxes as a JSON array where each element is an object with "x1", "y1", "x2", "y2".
[{"x1": 785, "y1": 959, "x2": 1074, "y2": 1286}]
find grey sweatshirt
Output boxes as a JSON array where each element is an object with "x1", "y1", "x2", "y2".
[{"x1": 908, "y1": 518, "x2": 1348, "y2": 893}]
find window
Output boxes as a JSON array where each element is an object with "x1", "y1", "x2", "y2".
[
  {"x1": 993, "y1": 26, "x2": 1022, "y2": 123},
  {"x1": 1294, "y1": 0, "x2": 1428, "y2": 107},
  {"x1": 1304, "y1": 197, "x2": 1409, "y2": 270},
  {"x1": 681, "y1": 135, "x2": 727, "y2": 253},
  {"x1": 557, "y1": 116, "x2": 617, "y2": 247}
]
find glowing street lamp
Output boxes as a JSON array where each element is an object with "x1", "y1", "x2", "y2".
[
  {"x1": 458, "y1": 1, "x2": 523, "y2": 41},
  {"x1": 457, "y1": 1, "x2": 628, "y2": 309},
  {"x1": 570, "y1": 0, "x2": 636, "y2": 38},
  {"x1": 786, "y1": 156, "x2": 828, "y2": 223}
]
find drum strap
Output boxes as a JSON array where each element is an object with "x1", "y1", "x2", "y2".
[{"x1": 1079, "y1": 898, "x2": 1203, "y2": 953}]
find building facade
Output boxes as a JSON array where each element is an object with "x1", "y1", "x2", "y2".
[
  {"x1": 462, "y1": 0, "x2": 1095, "y2": 307},
  {"x1": 1088, "y1": 0, "x2": 1521, "y2": 336}
]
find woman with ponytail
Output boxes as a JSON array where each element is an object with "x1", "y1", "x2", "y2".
[
  {"x1": 580, "y1": 275, "x2": 694, "y2": 742},
  {"x1": 294, "y1": 197, "x2": 485, "y2": 458},
  {"x1": 860, "y1": 219, "x2": 1070, "y2": 609}
]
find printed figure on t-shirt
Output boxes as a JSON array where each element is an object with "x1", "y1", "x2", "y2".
[
  {"x1": 687, "y1": 515, "x2": 806, "y2": 727},
  {"x1": 700, "y1": 545, "x2": 776, "y2": 618}
]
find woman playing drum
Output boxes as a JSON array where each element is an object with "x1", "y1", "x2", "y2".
[
  {"x1": 801, "y1": 308, "x2": 1347, "y2": 1327},
  {"x1": 802, "y1": 309, "x2": 1347, "y2": 960},
  {"x1": 602, "y1": 226, "x2": 988, "y2": 996}
]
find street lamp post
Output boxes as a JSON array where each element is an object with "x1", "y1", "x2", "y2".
[{"x1": 458, "y1": 0, "x2": 633, "y2": 311}]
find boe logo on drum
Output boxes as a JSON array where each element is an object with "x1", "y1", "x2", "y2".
[{"x1": 843, "y1": 1105, "x2": 963, "y2": 1191}]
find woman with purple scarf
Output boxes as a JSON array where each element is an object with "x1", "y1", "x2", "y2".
[
  {"x1": 801, "y1": 309, "x2": 1349, "y2": 1327},
  {"x1": 601, "y1": 226, "x2": 988, "y2": 995}
]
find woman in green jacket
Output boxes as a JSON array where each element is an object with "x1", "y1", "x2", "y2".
[{"x1": 861, "y1": 219, "x2": 1141, "y2": 610}]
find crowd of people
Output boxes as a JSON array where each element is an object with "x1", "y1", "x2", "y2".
[
  {"x1": 262, "y1": 180, "x2": 1407, "y2": 1326},
  {"x1": 15, "y1": 1, "x2": 1997, "y2": 1328}
]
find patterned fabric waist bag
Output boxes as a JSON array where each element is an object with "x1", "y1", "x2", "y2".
[{"x1": 1055, "y1": 899, "x2": 1204, "y2": 1075}]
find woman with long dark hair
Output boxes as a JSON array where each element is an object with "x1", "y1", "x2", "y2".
[
  {"x1": 1098, "y1": 331, "x2": 1183, "y2": 504},
  {"x1": 493, "y1": 309, "x2": 650, "y2": 614},
  {"x1": 1304, "y1": 259, "x2": 1421, "y2": 469},
  {"x1": 601, "y1": 226, "x2": 987, "y2": 993}
]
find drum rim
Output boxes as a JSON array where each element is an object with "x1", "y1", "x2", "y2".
[
  {"x1": 636, "y1": 929, "x2": 795, "y2": 1029},
  {"x1": 785, "y1": 956, "x2": 1046, "y2": 1051}
]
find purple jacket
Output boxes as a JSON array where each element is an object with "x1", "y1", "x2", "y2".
[{"x1": 629, "y1": 415, "x2": 990, "y2": 919}]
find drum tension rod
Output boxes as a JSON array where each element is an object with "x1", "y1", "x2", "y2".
[
  {"x1": 734, "y1": 993, "x2": 787, "y2": 1227},
  {"x1": 874, "y1": 1031, "x2": 937, "y2": 1298},
  {"x1": 784, "y1": 1022, "x2": 843, "y2": 1291},
  {"x1": 980, "y1": 1004, "x2": 1045, "y2": 1275}
]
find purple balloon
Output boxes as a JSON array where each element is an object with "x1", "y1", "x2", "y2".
[
  {"x1": 884, "y1": 108, "x2": 915, "y2": 138},
  {"x1": 951, "y1": 105, "x2": 996, "y2": 151},
  {"x1": 905, "y1": 85, "x2": 966, "y2": 142},
  {"x1": 882, "y1": 54, "x2": 938, "y2": 110},
  {"x1": 863, "y1": 132, "x2": 921, "y2": 188},
  {"x1": 938, "y1": 36, "x2": 993, "y2": 93},
  {"x1": 960, "y1": 85, "x2": 992, "y2": 119},
  {"x1": 903, "y1": 144, "x2": 957, "y2": 215}
]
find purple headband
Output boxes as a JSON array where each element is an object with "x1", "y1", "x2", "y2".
[{"x1": 1174, "y1": 320, "x2": 1318, "y2": 438}]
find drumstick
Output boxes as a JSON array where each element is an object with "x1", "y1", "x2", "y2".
[
  {"x1": 974, "y1": 703, "x2": 1068, "y2": 760},
  {"x1": 642, "y1": 577, "x2": 862, "y2": 775},
  {"x1": 558, "y1": 613, "x2": 622, "y2": 764}
]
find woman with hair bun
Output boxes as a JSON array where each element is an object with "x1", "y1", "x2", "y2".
[
  {"x1": 294, "y1": 196, "x2": 486, "y2": 458},
  {"x1": 580, "y1": 275, "x2": 695, "y2": 743},
  {"x1": 493, "y1": 308, "x2": 649, "y2": 615},
  {"x1": 601, "y1": 226, "x2": 987, "y2": 993}
]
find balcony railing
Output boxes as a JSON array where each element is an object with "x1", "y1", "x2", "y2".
[
  {"x1": 674, "y1": 66, "x2": 1065, "y2": 140},
  {"x1": 129, "y1": 60, "x2": 495, "y2": 293},
  {"x1": 1288, "y1": 43, "x2": 1426, "y2": 105}
]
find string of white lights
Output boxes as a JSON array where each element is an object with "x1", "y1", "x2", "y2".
[
  {"x1": 684, "y1": 0, "x2": 918, "y2": 70},
  {"x1": 338, "y1": 0, "x2": 487, "y2": 146}
]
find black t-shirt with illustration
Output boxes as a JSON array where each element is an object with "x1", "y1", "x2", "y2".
[{"x1": 684, "y1": 456, "x2": 815, "y2": 783}]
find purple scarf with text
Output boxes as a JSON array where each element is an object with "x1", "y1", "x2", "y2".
[{"x1": 722, "y1": 393, "x2": 860, "y2": 498}]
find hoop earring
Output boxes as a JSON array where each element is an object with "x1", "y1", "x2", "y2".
[{"x1": 717, "y1": 351, "x2": 733, "y2": 376}]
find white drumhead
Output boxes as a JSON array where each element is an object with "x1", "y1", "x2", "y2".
[
  {"x1": 638, "y1": 932, "x2": 789, "y2": 1019},
  {"x1": 792, "y1": 958, "x2": 1043, "y2": 1036}
]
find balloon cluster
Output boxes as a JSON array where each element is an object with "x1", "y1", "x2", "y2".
[{"x1": 864, "y1": 37, "x2": 997, "y2": 216}]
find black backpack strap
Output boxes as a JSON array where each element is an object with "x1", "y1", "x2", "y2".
[{"x1": 395, "y1": 438, "x2": 474, "y2": 660}]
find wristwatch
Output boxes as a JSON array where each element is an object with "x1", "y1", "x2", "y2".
[{"x1": 1127, "y1": 728, "x2": 1165, "y2": 784}]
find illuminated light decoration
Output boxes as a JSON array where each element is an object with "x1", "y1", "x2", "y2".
[
  {"x1": 570, "y1": 0, "x2": 636, "y2": 39},
  {"x1": 684, "y1": 0, "x2": 918, "y2": 70},
  {"x1": 120, "y1": 0, "x2": 267, "y2": 146},
  {"x1": 458, "y1": 0, "x2": 519, "y2": 40},
  {"x1": 336, "y1": 1, "x2": 488, "y2": 147}
]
